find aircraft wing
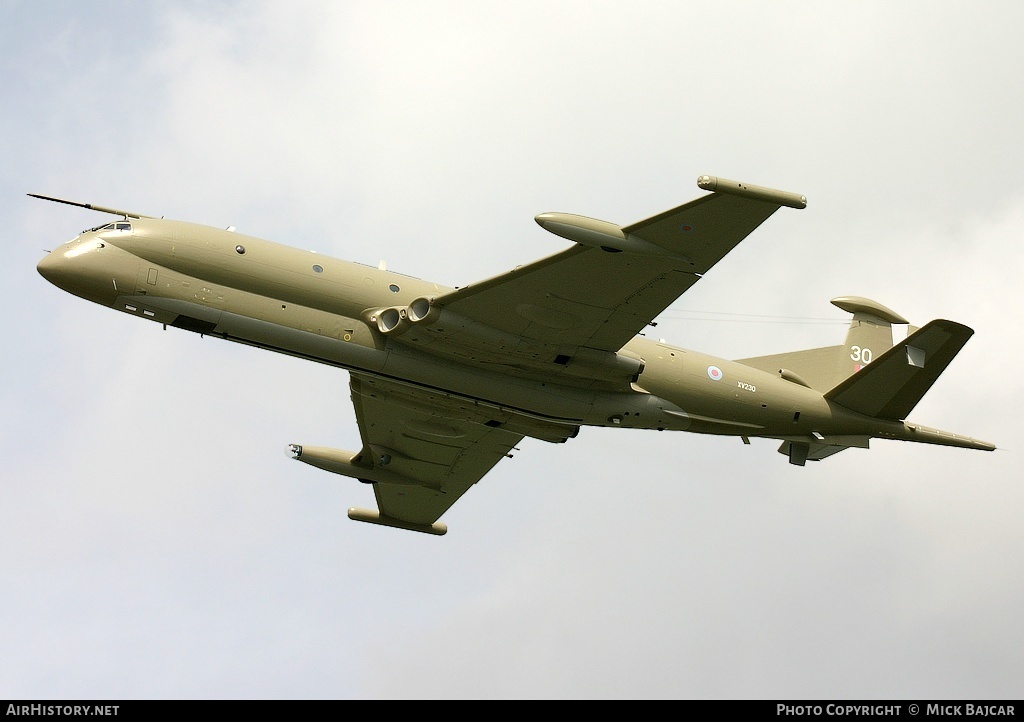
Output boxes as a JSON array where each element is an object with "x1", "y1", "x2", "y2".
[
  {"x1": 430, "y1": 186, "x2": 797, "y2": 353},
  {"x1": 344, "y1": 373, "x2": 527, "y2": 534}
]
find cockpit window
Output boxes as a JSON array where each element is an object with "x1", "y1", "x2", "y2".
[{"x1": 83, "y1": 221, "x2": 132, "y2": 233}]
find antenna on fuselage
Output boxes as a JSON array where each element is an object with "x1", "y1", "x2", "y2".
[{"x1": 27, "y1": 193, "x2": 157, "y2": 219}]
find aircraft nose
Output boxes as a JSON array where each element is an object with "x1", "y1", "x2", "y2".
[
  {"x1": 37, "y1": 250, "x2": 67, "y2": 286},
  {"x1": 37, "y1": 248, "x2": 86, "y2": 298},
  {"x1": 36, "y1": 240, "x2": 131, "y2": 306}
]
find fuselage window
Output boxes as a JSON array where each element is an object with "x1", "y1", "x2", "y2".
[
  {"x1": 235, "y1": 245, "x2": 246, "y2": 255},
  {"x1": 312, "y1": 264, "x2": 324, "y2": 273},
  {"x1": 389, "y1": 284, "x2": 400, "y2": 293}
]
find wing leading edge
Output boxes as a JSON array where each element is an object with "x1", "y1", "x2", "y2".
[{"x1": 425, "y1": 180, "x2": 802, "y2": 354}]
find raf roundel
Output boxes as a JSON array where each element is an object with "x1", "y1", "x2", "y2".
[{"x1": 707, "y1": 365, "x2": 723, "y2": 381}]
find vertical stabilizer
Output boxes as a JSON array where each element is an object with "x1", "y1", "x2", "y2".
[
  {"x1": 832, "y1": 296, "x2": 907, "y2": 381},
  {"x1": 736, "y1": 296, "x2": 908, "y2": 392},
  {"x1": 825, "y1": 319, "x2": 974, "y2": 420}
]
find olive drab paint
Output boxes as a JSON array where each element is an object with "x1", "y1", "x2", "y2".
[{"x1": 34, "y1": 177, "x2": 994, "y2": 535}]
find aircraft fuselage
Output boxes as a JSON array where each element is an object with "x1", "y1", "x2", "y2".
[{"x1": 34, "y1": 218, "x2": 947, "y2": 448}]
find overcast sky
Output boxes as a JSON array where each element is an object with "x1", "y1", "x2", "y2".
[{"x1": 3, "y1": 0, "x2": 1023, "y2": 700}]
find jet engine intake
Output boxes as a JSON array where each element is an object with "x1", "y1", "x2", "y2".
[
  {"x1": 407, "y1": 296, "x2": 441, "y2": 325},
  {"x1": 374, "y1": 306, "x2": 410, "y2": 336}
]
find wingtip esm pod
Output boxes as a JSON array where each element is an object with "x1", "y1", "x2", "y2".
[{"x1": 697, "y1": 175, "x2": 807, "y2": 209}]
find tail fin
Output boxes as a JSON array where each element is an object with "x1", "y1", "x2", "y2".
[
  {"x1": 825, "y1": 319, "x2": 974, "y2": 420},
  {"x1": 832, "y1": 296, "x2": 908, "y2": 380},
  {"x1": 778, "y1": 317, "x2": 990, "y2": 465},
  {"x1": 737, "y1": 296, "x2": 908, "y2": 391}
]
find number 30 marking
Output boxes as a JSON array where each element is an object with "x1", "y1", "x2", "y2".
[{"x1": 850, "y1": 346, "x2": 873, "y2": 364}]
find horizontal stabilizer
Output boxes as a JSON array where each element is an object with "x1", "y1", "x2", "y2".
[{"x1": 825, "y1": 319, "x2": 974, "y2": 420}]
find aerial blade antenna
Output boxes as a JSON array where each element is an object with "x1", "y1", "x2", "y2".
[{"x1": 27, "y1": 193, "x2": 156, "y2": 219}]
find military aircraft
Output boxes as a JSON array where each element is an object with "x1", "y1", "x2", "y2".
[{"x1": 34, "y1": 176, "x2": 994, "y2": 535}]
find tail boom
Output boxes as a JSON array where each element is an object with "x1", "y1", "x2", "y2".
[
  {"x1": 878, "y1": 421, "x2": 996, "y2": 452},
  {"x1": 777, "y1": 417, "x2": 994, "y2": 466}
]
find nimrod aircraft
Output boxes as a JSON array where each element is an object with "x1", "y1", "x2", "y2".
[{"x1": 35, "y1": 176, "x2": 994, "y2": 535}]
